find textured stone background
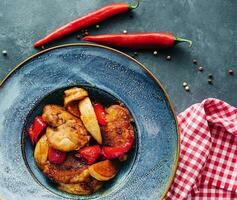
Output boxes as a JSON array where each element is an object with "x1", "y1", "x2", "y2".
[{"x1": 0, "y1": 0, "x2": 236, "y2": 113}]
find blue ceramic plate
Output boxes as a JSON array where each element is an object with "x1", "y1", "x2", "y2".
[{"x1": 0, "y1": 43, "x2": 179, "y2": 200}]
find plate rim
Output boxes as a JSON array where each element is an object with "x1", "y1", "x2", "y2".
[{"x1": 0, "y1": 43, "x2": 180, "y2": 200}]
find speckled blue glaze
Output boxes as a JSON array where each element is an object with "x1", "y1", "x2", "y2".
[{"x1": 0, "y1": 44, "x2": 179, "y2": 200}]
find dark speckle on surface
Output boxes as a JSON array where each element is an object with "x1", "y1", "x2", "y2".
[
  {"x1": 0, "y1": 0, "x2": 237, "y2": 114},
  {"x1": 208, "y1": 74, "x2": 213, "y2": 79}
]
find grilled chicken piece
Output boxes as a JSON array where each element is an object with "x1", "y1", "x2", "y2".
[
  {"x1": 103, "y1": 105, "x2": 134, "y2": 147},
  {"x1": 34, "y1": 135, "x2": 91, "y2": 183},
  {"x1": 42, "y1": 105, "x2": 89, "y2": 152},
  {"x1": 44, "y1": 153, "x2": 90, "y2": 184},
  {"x1": 34, "y1": 136, "x2": 90, "y2": 184}
]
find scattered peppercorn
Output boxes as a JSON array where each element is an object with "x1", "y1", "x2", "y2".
[
  {"x1": 76, "y1": 34, "x2": 81, "y2": 40},
  {"x1": 192, "y1": 59, "x2": 197, "y2": 65},
  {"x1": 2, "y1": 50, "x2": 7, "y2": 55},
  {"x1": 228, "y1": 69, "x2": 234, "y2": 75},
  {"x1": 123, "y1": 30, "x2": 128, "y2": 34},
  {"x1": 83, "y1": 31, "x2": 89, "y2": 36},
  {"x1": 208, "y1": 79, "x2": 212, "y2": 84},
  {"x1": 96, "y1": 24, "x2": 100, "y2": 29},
  {"x1": 166, "y1": 55, "x2": 171, "y2": 60},
  {"x1": 182, "y1": 82, "x2": 188, "y2": 87},
  {"x1": 153, "y1": 51, "x2": 158, "y2": 56},
  {"x1": 208, "y1": 73, "x2": 213, "y2": 79},
  {"x1": 185, "y1": 86, "x2": 190, "y2": 91},
  {"x1": 198, "y1": 66, "x2": 203, "y2": 72}
]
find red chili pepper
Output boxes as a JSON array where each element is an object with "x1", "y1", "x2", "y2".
[
  {"x1": 76, "y1": 145, "x2": 102, "y2": 165},
  {"x1": 83, "y1": 32, "x2": 192, "y2": 49},
  {"x1": 93, "y1": 103, "x2": 107, "y2": 126},
  {"x1": 28, "y1": 116, "x2": 47, "y2": 145},
  {"x1": 102, "y1": 133, "x2": 134, "y2": 159},
  {"x1": 48, "y1": 147, "x2": 66, "y2": 164},
  {"x1": 34, "y1": 1, "x2": 140, "y2": 47}
]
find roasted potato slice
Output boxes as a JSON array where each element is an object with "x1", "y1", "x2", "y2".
[
  {"x1": 79, "y1": 97, "x2": 102, "y2": 144},
  {"x1": 88, "y1": 160, "x2": 118, "y2": 181},
  {"x1": 34, "y1": 135, "x2": 49, "y2": 169},
  {"x1": 64, "y1": 87, "x2": 88, "y2": 107}
]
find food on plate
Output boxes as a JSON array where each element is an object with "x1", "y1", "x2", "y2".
[
  {"x1": 88, "y1": 160, "x2": 118, "y2": 181},
  {"x1": 64, "y1": 87, "x2": 88, "y2": 107},
  {"x1": 102, "y1": 105, "x2": 135, "y2": 159},
  {"x1": 30, "y1": 87, "x2": 135, "y2": 195},
  {"x1": 93, "y1": 103, "x2": 107, "y2": 126},
  {"x1": 66, "y1": 101, "x2": 80, "y2": 117},
  {"x1": 76, "y1": 145, "x2": 102, "y2": 165},
  {"x1": 34, "y1": 2, "x2": 139, "y2": 47},
  {"x1": 34, "y1": 135, "x2": 49, "y2": 168},
  {"x1": 28, "y1": 116, "x2": 46, "y2": 145},
  {"x1": 58, "y1": 179, "x2": 103, "y2": 195},
  {"x1": 42, "y1": 105, "x2": 89, "y2": 152},
  {"x1": 79, "y1": 97, "x2": 102, "y2": 144}
]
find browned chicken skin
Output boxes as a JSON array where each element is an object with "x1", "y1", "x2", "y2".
[
  {"x1": 103, "y1": 105, "x2": 134, "y2": 147},
  {"x1": 43, "y1": 153, "x2": 89, "y2": 184},
  {"x1": 66, "y1": 101, "x2": 80, "y2": 117},
  {"x1": 42, "y1": 105, "x2": 90, "y2": 152}
]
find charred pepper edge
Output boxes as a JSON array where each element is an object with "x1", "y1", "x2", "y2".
[
  {"x1": 175, "y1": 37, "x2": 193, "y2": 48},
  {"x1": 128, "y1": 0, "x2": 140, "y2": 10}
]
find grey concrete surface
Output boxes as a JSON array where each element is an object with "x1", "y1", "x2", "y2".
[{"x1": 0, "y1": 0, "x2": 236, "y2": 113}]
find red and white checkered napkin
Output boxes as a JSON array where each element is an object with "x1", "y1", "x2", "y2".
[{"x1": 164, "y1": 98, "x2": 237, "y2": 200}]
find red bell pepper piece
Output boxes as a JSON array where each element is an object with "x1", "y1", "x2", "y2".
[
  {"x1": 34, "y1": 1, "x2": 139, "y2": 47},
  {"x1": 28, "y1": 116, "x2": 47, "y2": 145},
  {"x1": 83, "y1": 32, "x2": 192, "y2": 49},
  {"x1": 76, "y1": 145, "x2": 102, "y2": 165},
  {"x1": 93, "y1": 103, "x2": 107, "y2": 126},
  {"x1": 48, "y1": 147, "x2": 66, "y2": 164},
  {"x1": 102, "y1": 134, "x2": 134, "y2": 159}
]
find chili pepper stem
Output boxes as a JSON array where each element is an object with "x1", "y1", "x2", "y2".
[
  {"x1": 175, "y1": 37, "x2": 192, "y2": 48},
  {"x1": 128, "y1": 0, "x2": 140, "y2": 10}
]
